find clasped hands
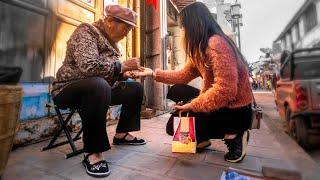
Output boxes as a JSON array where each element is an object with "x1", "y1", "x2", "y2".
[
  {"x1": 121, "y1": 58, "x2": 192, "y2": 112},
  {"x1": 120, "y1": 57, "x2": 154, "y2": 79}
]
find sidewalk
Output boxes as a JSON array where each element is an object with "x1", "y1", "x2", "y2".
[{"x1": 2, "y1": 100, "x2": 320, "y2": 179}]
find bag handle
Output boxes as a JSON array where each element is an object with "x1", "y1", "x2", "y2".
[{"x1": 179, "y1": 111, "x2": 189, "y2": 118}]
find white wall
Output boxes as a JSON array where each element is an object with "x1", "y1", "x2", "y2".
[
  {"x1": 317, "y1": 0, "x2": 320, "y2": 24},
  {"x1": 298, "y1": 15, "x2": 305, "y2": 38},
  {"x1": 292, "y1": 25, "x2": 298, "y2": 43},
  {"x1": 301, "y1": 24, "x2": 320, "y2": 47}
]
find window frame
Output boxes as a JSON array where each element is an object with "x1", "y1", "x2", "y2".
[{"x1": 304, "y1": 3, "x2": 318, "y2": 33}]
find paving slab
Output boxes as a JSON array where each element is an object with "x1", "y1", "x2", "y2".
[
  {"x1": 116, "y1": 152, "x2": 177, "y2": 175},
  {"x1": 204, "y1": 151, "x2": 262, "y2": 172},
  {"x1": 166, "y1": 160, "x2": 225, "y2": 180},
  {"x1": 3, "y1": 103, "x2": 319, "y2": 180}
]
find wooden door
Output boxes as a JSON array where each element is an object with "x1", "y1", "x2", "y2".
[
  {"x1": 0, "y1": 0, "x2": 141, "y2": 83},
  {"x1": 0, "y1": 0, "x2": 104, "y2": 82},
  {"x1": 47, "y1": 0, "x2": 103, "y2": 80}
]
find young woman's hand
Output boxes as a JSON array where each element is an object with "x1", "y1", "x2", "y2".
[{"x1": 174, "y1": 103, "x2": 192, "y2": 112}]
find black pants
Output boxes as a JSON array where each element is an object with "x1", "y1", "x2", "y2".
[
  {"x1": 53, "y1": 77, "x2": 143, "y2": 153},
  {"x1": 167, "y1": 84, "x2": 252, "y2": 143}
]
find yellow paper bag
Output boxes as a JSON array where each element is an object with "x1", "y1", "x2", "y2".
[{"x1": 172, "y1": 113, "x2": 196, "y2": 153}]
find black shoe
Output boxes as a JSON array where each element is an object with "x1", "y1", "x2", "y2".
[
  {"x1": 224, "y1": 130, "x2": 249, "y2": 163},
  {"x1": 82, "y1": 154, "x2": 110, "y2": 177},
  {"x1": 113, "y1": 133, "x2": 146, "y2": 145}
]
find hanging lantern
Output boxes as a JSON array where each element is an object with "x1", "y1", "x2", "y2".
[{"x1": 147, "y1": 0, "x2": 158, "y2": 10}]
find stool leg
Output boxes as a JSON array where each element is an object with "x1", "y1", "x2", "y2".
[
  {"x1": 57, "y1": 109, "x2": 78, "y2": 152},
  {"x1": 42, "y1": 108, "x2": 84, "y2": 158},
  {"x1": 42, "y1": 128, "x2": 64, "y2": 151},
  {"x1": 42, "y1": 109, "x2": 74, "y2": 151},
  {"x1": 73, "y1": 128, "x2": 83, "y2": 141},
  {"x1": 65, "y1": 149, "x2": 84, "y2": 159}
]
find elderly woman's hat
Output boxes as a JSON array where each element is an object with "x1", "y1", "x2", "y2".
[{"x1": 105, "y1": 4, "x2": 137, "y2": 27}]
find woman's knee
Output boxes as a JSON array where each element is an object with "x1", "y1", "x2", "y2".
[
  {"x1": 86, "y1": 77, "x2": 111, "y2": 92},
  {"x1": 167, "y1": 84, "x2": 199, "y2": 102},
  {"x1": 136, "y1": 82, "x2": 144, "y2": 97},
  {"x1": 168, "y1": 84, "x2": 186, "y2": 93},
  {"x1": 127, "y1": 82, "x2": 144, "y2": 99},
  {"x1": 85, "y1": 77, "x2": 112, "y2": 103}
]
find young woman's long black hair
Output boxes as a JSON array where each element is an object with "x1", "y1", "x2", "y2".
[{"x1": 179, "y1": 2, "x2": 247, "y2": 66}]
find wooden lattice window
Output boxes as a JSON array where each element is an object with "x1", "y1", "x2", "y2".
[{"x1": 304, "y1": 3, "x2": 318, "y2": 33}]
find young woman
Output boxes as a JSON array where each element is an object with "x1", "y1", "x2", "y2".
[{"x1": 139, "y1": 2, "x2": 253, "y2": 163}]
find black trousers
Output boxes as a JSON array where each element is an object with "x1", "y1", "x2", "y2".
[
  {"x1": 167, "y1": 84, "x2": 252, "y2": 143},
  {"x1": 53, "y1": 77, "x2": 143, "y2": 153}
]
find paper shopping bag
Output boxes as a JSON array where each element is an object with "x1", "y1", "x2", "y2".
[{"x1": 172, "y1": 112, "x2": 196, "y2": 153}]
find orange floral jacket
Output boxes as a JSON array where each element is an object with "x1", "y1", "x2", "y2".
[{"x1": 155, "y1": 35, "x2": 253, "y2": 112}]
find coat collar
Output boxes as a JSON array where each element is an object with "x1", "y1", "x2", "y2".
[{"x1": 92, "y1": 19, "x2": 121, "y2": 57}]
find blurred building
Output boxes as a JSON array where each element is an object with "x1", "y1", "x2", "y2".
[{"x1": 274, "y1": 0, "x2": 320, "y2": 51}]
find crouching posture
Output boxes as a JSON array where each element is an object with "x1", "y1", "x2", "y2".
[{"x1": 138, "y1": 2, "x2": 253, "y2": 163}]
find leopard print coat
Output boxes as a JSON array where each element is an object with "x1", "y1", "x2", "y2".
[{"x1": 52, "y1": 19, "x2": 121, "y2": 97}]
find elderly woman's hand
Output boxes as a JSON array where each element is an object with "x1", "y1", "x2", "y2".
[
  {"x1": 123, "y1": 71, "x2": 137, "y2": 79},
  {"x1": 123, "y1": 68, "x2": 154, "y2": 79},
  {"x1": 121, "y1": 57, "x2": 140, "y2": 72}
]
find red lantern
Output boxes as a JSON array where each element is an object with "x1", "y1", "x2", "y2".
[{"x1": 147, "y1": 0, "x2": 157, "y2": 10}]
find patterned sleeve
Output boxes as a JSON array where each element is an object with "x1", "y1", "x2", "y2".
[{"x1": 67, "y1": 24, "x2": 115, "y2": 78}]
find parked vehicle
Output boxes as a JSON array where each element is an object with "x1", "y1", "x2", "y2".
[{"x1": 275, "y1": 48, "x2": 320, "y2": 149}]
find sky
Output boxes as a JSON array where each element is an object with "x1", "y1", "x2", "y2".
[{"x1": 234, "y1": 0, "x2": 306, "y2": 62}]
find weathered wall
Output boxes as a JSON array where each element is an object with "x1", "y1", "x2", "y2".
[
  {"x1": 143, "y1": 1, "x2": 165, "y2": 110},
  {"x1": 1, "y1": 0, "x2": 138, "y2": 146}
]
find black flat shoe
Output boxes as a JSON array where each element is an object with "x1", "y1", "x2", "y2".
[
  {"x1": 113, "y1": 133, "x2": 146, "y2": 145},
  {"x1": 82, "y1": 153, "x2": 110, "y2": 177}
]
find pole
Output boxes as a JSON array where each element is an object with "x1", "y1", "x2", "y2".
[
  {"x1": 160, "y1": 0, "x2": 168, "y2": 110},
  {"x1": 237, "y1": 18, "x2": 241, "y2": 52}
]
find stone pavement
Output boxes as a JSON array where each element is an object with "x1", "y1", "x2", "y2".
[
  {"x1": 2, "y1": 94, "x2": 320, "y2": 179},
  {"x1": 254, "y1": 91, "x2": 320, "y2": 179}
]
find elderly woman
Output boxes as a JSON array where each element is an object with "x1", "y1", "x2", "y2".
[{"x1": 52, "y1": 5, "x2": 145, "y2": 177}]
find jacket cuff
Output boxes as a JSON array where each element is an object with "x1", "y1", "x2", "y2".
[
  {"x1": 118, "y1": 73, "x2": 128, "y2": 81},
  {"x1": 113, "y1": 61, "x2": 122, "y2": 78},
  {"x1": 154, "y1": 69, "x2": 165, "y2": 82}
]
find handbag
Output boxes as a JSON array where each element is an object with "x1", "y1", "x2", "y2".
[{"x1": 251, "y1": 93, "x2": 263, "y2": 129}]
